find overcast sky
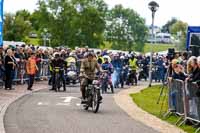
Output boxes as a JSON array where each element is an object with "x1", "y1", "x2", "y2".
[{"x1": 4, "y1": 0, "x2": 200, "y2": 27}]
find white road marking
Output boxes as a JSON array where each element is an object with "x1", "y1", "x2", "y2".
[
  {"x1": 76, "y1": 103, "x2": 81, "y2": 106},
  {"x1": 56, "y1": 103, "x2": 70, "y2": 106},
  {"x1": 60, "y1": 96, "x2": 78, "y2": 103},
  {"x1": 37, "y1": 102, "x2": 49, "y2": 106}
]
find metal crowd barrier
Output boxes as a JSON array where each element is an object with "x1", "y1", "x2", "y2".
[
  {"x1": 13, "y1": 60, "x2": 28, "y2": 84},
  {"x1": 167, "y1": 79, "x2": 185, "y2": 116},
  {"x1": 167, "y1": 79, "x2": 200, "y2": 132},
  {"x1": 40, "y1": 59, "x2": 50, "y2": 79},
  {"x1": 11, "y1": 59, "x2": 51, "y2": 85},
  {"x1": 184, "y1": 82, "x2": 200, "y2": 123},
  {"x1": 35, "y1": 59, "x2": 51, "y2": 80}
]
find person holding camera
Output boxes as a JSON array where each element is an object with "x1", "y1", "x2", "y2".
[{"x1": 169, "y1": 59, "x2": 187, "y2": 81}]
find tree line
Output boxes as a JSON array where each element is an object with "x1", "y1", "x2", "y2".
[
  {"x1": 3, "y1": 0, "x2": 188, "y2": 51},
  {"x1": 3, "y1": 0, "x2": 148, "y2": 51}
]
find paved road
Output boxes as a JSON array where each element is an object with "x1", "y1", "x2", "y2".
[{"x1": 4, "y1": 84, "x2": 159, "y2": 133}]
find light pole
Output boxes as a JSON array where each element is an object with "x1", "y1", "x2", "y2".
[
  {"x1": 41, "y1": 28, "x2": 51, "y2": 47},
  {"x1": 148, "y1": 1, "x2": 159, "y2": 87}
]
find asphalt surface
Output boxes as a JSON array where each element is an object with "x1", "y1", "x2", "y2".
[{"x1": 4, "y1": 84, "x2": 159, "y2": 133}]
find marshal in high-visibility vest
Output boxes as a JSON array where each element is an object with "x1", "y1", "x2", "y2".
[
  {"x1": 129, "y1": 58, "x2": 138, "y2": 71},
  {"x1": 97, "y1": 56, "x2": 104, "y2": 64}
]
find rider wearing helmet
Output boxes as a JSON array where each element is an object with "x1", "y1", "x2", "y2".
[
  {"x1": 102, "y1": 56, "x2": 113, "y2": 73},
  {"x1": 128, "y1": 54, "x2": 138, "y2": 85},
  {"x1": 80, "y1": 52, "x2": 101, "y2": 103},
  {"x1": 101, "y1": 56, "x2": 114, "y2": 90},
  {"x1": 51, "y1": 52, "x2": 66, "y2": 91}
]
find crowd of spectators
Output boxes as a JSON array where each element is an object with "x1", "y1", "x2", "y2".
[{"x1": 0, "y1": 44, "x2": 199, "y2": 91}]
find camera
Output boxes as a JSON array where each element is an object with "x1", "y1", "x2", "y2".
[{"x1": 167, "y1": 48, "x2": 175, "y2": 61}]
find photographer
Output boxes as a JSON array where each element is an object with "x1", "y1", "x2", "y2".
[{"x1": 169, "y1": 59, "x2": 187, "y2": 81}]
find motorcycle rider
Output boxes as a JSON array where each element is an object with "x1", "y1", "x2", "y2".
[
  {"x1": 128, "y1": 54, "x2": 138, "y2": 86},
  {"x1": 101, "y1": 56, "x2": 114, "y2": 92},
  {"x1": 139, "y1": 56, "x2": 148, "y2": 81},
  {"x1": 97, "y1": 51, "x2": 104, "y2": 65},
  {"x1": 80, "y1": 52, "x2": 102, "y2": 103},
  {"x1": 111, "y1": 54, "x2": 123, "y2": 88},
  {"x1": 65, "y1": 52, "x2": 78, "y2": 84},
  {"x1": 51, "y1": 52, "x2": 66, "y2": 91}
]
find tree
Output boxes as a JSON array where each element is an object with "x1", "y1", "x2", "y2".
[
  {"x1": 105, "y1": 5, "x2": 148, "y2": 51},
  {"x1": 3, "y1": 13, "x2": 15, "y2": 41},
  {"x1": 29, "y1": 0, "x2": 54, "y2": 45},
  {"x1": 16, "y1": 9, "x2": 31, "y2": 21},
  {"x1": 170, "y1": 20, "x2": 188, "y2": 50},
  {"x1": 3, "y1": 11, "x2": 32, "y2": 42},
  {"x1": 170, "y1": 20, "x2": 188, "y2": 35},
  {"x1": 34, "y1": 0, "x2": 107, "y2": 47},
  {"x1": 161, "y1": 18, "x2": 177, "y2": 33}
]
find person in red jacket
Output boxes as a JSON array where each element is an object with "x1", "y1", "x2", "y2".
[{"x1": 26, "y1": 52, "x2": 38, "y2": 91}]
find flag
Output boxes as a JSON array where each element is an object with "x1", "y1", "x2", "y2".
[{"x1": 0, "y1": 0, "x2": 3, "y2": 47}]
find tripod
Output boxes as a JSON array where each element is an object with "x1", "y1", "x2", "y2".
[
  {"x1": 156, "y1": 63, "x2": 172, "y2": 116},
  {"x1": 157, "y1": 62, "x2": 171, "y2": 104}
]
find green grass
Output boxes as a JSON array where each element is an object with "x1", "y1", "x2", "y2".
[
  {"x1": 28, "y1": 38, "x2": 40, "y2": 46},
  {"x1": 143, "y1": 43, "x2": 175, "y2": 53},
  {"x1": 130, "y1": 85, "x2": 196, "y2": 133},
  {"x1": 100, "y1": 42, "x2": 175, "y2": 53}
]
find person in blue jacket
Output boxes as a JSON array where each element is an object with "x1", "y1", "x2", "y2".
[
  {"x1": 155, "y1": 56, "x2": 165, "y2": 83},
  {"x1": 111, "y1": 54, "x2": 123, "y2": 88}
]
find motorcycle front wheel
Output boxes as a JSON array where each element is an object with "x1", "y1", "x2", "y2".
[{"x1": 92, "y1": 89, "x2": 100, "y2": 113}]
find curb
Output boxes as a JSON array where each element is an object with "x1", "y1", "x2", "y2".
[
  {"x1": 0, "y1": 86, "x2": 48, "y2": 133},
  {"x1": 114, "y1": 84, "x2": 186, "y2": 133}
]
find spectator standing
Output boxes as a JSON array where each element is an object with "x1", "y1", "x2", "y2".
[
  {"x1": 186, "y1": 56, "x2": 200, "y2": 82},
  {"x1": 4, "y1": 49, "x2": 16, "y2": 90},
  {"x1": 26, "y1": 52, "x2": 38, "y2": 91}
]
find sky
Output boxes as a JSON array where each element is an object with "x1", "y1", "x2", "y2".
[{"x1": 4, "y1": 0, "x2": 200, "y2": 27}]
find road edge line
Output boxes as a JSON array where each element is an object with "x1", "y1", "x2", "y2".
[{"x1": 114, "y1": 85, "x2": 186, "y2": 133}]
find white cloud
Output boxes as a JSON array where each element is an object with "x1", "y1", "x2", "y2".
[
  {"x1": 4, "y1": 0, "x2": 38, "y2": 13},
  {"x1": 3, "y1": 0, "x2": 200, "y2": 26},
  {"x1": 105, "y1": 0, "x2": 200, "y2": 26}
]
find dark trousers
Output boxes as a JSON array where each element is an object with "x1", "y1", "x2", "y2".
[
  {"x1": 128, "y1": 70, "x2": 137, "y2": 85},
  {"x1": 28, "y1": 74, "x2": 35, "y2": 90},
  {"x1": 5, "y1": 70, "x2": 13, "y2": 89}
]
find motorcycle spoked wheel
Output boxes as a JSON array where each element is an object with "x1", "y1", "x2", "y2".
[
  {"x1": 92, "y1": 90, "x2": 100, "y2": 113},
  {"x1": 84, "y1": 89, "x2": 91, "y2": 110}
]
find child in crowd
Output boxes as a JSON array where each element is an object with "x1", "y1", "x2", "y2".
[{"x1": 26, "y1": 52, "x2": 38, "y2": 91}]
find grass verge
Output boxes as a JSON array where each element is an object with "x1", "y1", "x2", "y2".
[
  {"x1": 100, "y1": 42, "x2": 175, "y2": 53},
  {"x1": 143, "y1": 43, "x2": 175, "y2": 53},
  {"x1": 130, "y1": 85, "x2": 196, "y2": 133},
  {"x1": 28, "y1": 38, "x2": 40, "y2": 45}
]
